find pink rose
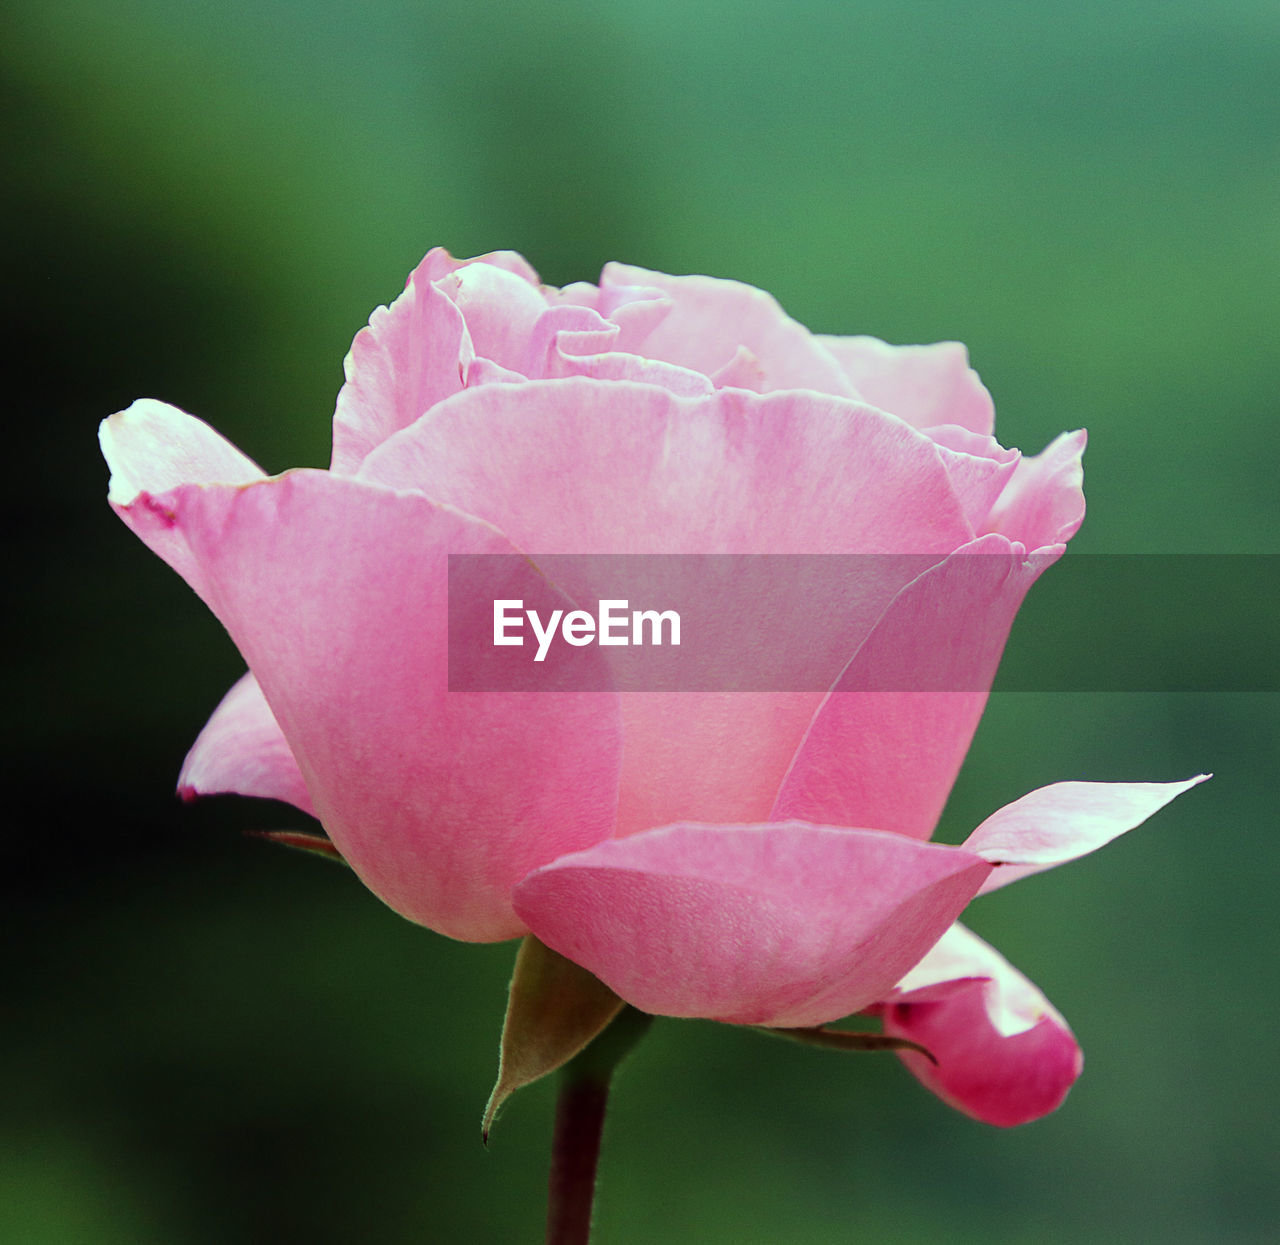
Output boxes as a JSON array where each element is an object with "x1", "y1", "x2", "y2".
[{"x1": 101, "y1": 248, "x2": 1204, "y2": 1126}]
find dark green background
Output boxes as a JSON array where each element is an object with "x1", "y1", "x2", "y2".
[{"x1": 6, "y1": 2, "x2": 1276, "y2": 1241}]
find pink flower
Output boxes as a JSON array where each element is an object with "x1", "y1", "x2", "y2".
[{"x1": 101, "y1": 248, "x2": 1205, "y2": 1125}]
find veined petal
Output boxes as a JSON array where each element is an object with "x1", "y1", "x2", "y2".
[
  {"x1": 967, "y1": 774, "x2": 1210, "y2": 894},
  {"x1": 816, "y1": 336, "x2": 995, "y2": 436},
  {"x1": 179, "y1": 672, "x2": 314, "y2": 816},
  {"x1": 774, "y1": 535, "x2": 1060, "y2": 839},
  {"x1": 120, "y1": 471, "x2": 622, "y2": 942},
  {"x1": 513, "y1": 822, "x2": 991, "y2": 1028},
  {"x1": 879, "y1": 923, "x2": 1082, "y2": 1126}
]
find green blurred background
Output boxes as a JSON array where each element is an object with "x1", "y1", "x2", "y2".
[{"x1": 5, "y1": 1, "x2": 1277, "y2": 1241}]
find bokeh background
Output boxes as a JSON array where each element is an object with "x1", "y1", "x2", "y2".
[{"x1": 6, "y1": 1, "x2": 1277, "y2": 1241}]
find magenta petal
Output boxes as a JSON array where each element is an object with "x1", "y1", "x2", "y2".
[
  {"x1": 774, "y1": 535, "x2": 1059, "y2": 839},
  {"x1": 179, "y1": 672, "x2": 315, "y2": 816},
  {"x1": 967, "y1": 775, "x2": 1210, "y2": 894},
  {"x1": 513, "y1": 822, "x2": 991, "y2": 1028},
  {"x1": 600, "y1": 263, "x2": 857, "y2": 396},
  {"x1": 879, "y1": 924, "x2": 1082, "y2": 1126},
  {"x1": 817, "y1": 336, "x2": 995, "y2": 436},
  {"x1": 330, "y1": 254, "x2": 472, "y2": 474},
  {"x1": 133, "y1": 471, "x2": 622, "y2": 941}
]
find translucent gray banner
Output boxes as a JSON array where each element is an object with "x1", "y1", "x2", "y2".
[{"x1": 447, "y1": 554, "x2": 1278, "y2": 692}]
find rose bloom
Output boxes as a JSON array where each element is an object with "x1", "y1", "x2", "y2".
[{"x1": 101, "y1": 249, "x2": 1203, "y2": 1126}]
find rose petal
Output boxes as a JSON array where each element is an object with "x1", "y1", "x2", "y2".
[
  {"x1": 709, "y1": 345, "x2": 768, "y2": 392},
  {"x1": 816, "y1": 336, "x2": 995, "y2": 436},
  {"x1": 179, "y1": 672, "x2": 315, "y2": 816},
  {"x1": 774, "y1": 535, "x2": 1060, "y2": 839},
  {"x1": 330, "y1": 252, "x2": 473, "y2": 474},
  {"x1": 549, "y1": 348, "x2": 716, "y2": 396},
  {"x1": 601, "y1": 263, "x2": 857, "y2": 395},
  {"x1": 358, "y1": 378, "x2": 974, "y2": 558},
  {"x1": 550, "y1": 280, "x2": 676, "y2": 354},
  {"x1": 879, "y1": 923, "x2": 1082, "y2": 1126},
  {"x1": 513, "y1": 822, "x2": 991, "y2": 1028},
  {"x1": 436, "y1": 261, "x2": 550, "y2": 375},
  {"x1": 101, "y1": 398, "x2": 267, "y2": 503},
  {"x1": 967, "y1": 774, "x2": 1210, "y2": 894},
  {"x1": 415, "y1": 245, "x2": 543, "y2": 288},
  {"x1": 359, "y1": 379, "x2": 978, "y2": 834},
  {"x1": 112, "y1": 469, "x2": 622, "y2": 941},
  {"x1": 101, "y1": 400, "x2": 268, "y2": 598},
  {"x1": 531, "y1": 302, "x2": 715, "y2": 395},
  {"x1": 922, "y1": 425, "x2": 1015, "y2": 463},
  {"x1": 984, "y1": 429, "x2": 1087, "y2": 549},
  {"x1": 930, "y1": 436, "x2": 1022, "y2": 537}
]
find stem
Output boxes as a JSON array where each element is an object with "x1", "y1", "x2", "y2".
[
  {"x1": 546, "y1": 1074, "x2": 609, "y2": 1245},
  {"x1": 545, "y1": 1007, "x2": 652, "y2": 1245}
]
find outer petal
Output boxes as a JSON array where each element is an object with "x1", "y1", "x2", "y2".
[
  {"x1": 102, "y1": 398, "x2": 267, "y2": 501},
  {"x1": 360, "y1": 379, "x2": 978, "y2": 834},
  {"x1": 101, "y1": 400, "x2": 267, "y2": 597},
  {"x1": 878, "y1": 924, "x2": 1082, "y2": 1126},
  {"x1": 817, "y1": 336, "x2": 995, "y2": 436},
  {"x1": 512, "y1": 822, "x2": 992, "y2": 1028},
  {"x1": 358, "y1": 378, "x2": 975, "y2": 559},
  {"x1": 111, "y1": 470, "x2": 622, "y2": 942},
  {"x1": 984, "y1": 429, "x2": 1087, "y2": 549},
  {"x1": 178, "y1": 672, "x2": 314, "y2": 816},
  {"x1": 967, "y1": 775, "x2": 1210, "y2": 894},
  {"x1": 330, "y1": 252, "x2": 473, "y2": 474},
  {"x1": 773, "y1": 535, "x2": 1060, "y2": 839},
  {"x1": 600, "y1": 263, "x2": 858, "y2": 396}
]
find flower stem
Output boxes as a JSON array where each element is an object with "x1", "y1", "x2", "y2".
[
  {"x1": 545, "y1": 1007, "x2": 651, "y2": 1245},
  {"x1": 546, "y1": 1072, "x2": 608, "y2": 1245}
]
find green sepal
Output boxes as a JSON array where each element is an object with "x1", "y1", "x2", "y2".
[
  {"x1": 482, "y1": 936, "x2": 627, "y2": 1143},
  {"x1": 756, "y1": 1024, "x2": 937, "y2": 1064},
  {"x1": 248, "y1": 830, "x2": 349, "y2": 864}
]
